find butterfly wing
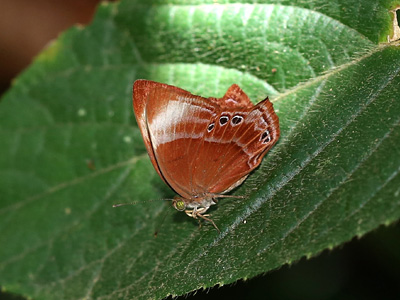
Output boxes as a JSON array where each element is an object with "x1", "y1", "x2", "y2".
[
  {"x1": 214, "y1": 83, "x2": 254, "y2": 109},
  {"x1": 133, "y1": 80, "x2": 218, "y2": 199},
  {"x1": 133, "y1": 80, "x2": 190, "y2": 185},
  {"x1": 133, "y1": 80, "x2": 279, "y2": 199}
]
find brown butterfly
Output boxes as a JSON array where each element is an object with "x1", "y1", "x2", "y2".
[{"x1": 132, "y1": 80, "x2": 280, "y2": 231}]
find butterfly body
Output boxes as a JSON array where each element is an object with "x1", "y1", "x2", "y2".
[{"x1": 133, "y1": 80, "x2": 280, "y2": 230}]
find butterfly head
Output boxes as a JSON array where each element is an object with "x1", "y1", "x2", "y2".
[
  {"x1": 171, "y1": 195, "x2": 220, "y2": 232},
  {"x1": 172, "y1": 197, "x2": 186, "y2": 211}
]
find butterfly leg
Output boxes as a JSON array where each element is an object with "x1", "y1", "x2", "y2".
[
  {"x1": 185, "y1": 208, "x2": 220, "y2": 232},
  {"x1": 196, "y1": 213, "x2": 220, "y2": 233}
]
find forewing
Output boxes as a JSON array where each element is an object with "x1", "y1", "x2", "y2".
[
  {"x1": 144, "y1": 85, "x2": 217, "y2": 198},
  {"x1": 133, "y1": 80, "x2": 189, "y2": 184}
]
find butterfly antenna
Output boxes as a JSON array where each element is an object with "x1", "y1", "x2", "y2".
[
  {"x1": 112, "y1": 198, "x2": 175, "y2": 208},
  {"x1": 112, "y1": 202, "x2": 138, "y2": 207}
]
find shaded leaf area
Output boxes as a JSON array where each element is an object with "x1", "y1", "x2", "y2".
[{"x1": 0, "y1": 1, "x2": 399, "y2": 300}]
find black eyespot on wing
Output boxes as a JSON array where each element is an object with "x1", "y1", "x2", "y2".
[
  {"x1": 261, "y1": 130, "x2": 271, "y2": 143},
  {"x1": 261, "y1": 131, "x2": 268, "y2": 140},
  {"x1": 231, "y1": 115, "x2": 243, "y2": 125},
  {"x1": 207, "y1": 123, "x2": 215, "y2": 132},
  {"x1": 219, "y1": 116, "x2": 229, "y2": 126}
]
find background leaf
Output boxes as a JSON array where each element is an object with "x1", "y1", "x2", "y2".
[{"x1": 1, "y1": 0, "x2": 399, "y2": 299}]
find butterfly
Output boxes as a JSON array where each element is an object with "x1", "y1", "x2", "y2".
[{"x1": 132, "y1": 80, "x2": 280, "y2": 231}]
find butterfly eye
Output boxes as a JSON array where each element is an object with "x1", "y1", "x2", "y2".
[
  {"x1": 219, "y1": 116, "x2": 229, "y2": 126},
  {"x1": 174, "y1": 199, "x2": 186, "y2": 211},
  {"x1": 207, "y1": 123, "x2": 215, "y2": 132},
  {"x1": 231, "y1": 115, "x2": 243, "y2": 126},
  {"x1": 261, "y1": 130, "x2": 272, "y2": 143}
]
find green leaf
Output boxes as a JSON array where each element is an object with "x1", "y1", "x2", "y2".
[{"x1": 1, "y1": 0, "x2": 399, "y2": 299}]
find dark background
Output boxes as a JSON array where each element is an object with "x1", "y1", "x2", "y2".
[
  {"x1": 1, "y1": 1, "x2": 399, "y2": 299},
  {"x1": 0, "y1": 0, "x2": 100, "y2": 95}
]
